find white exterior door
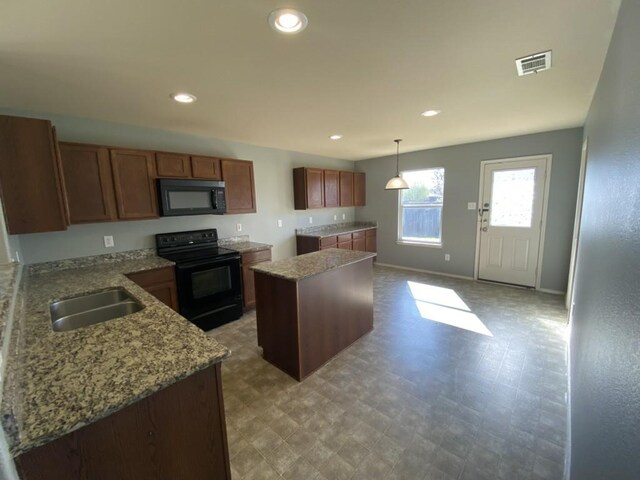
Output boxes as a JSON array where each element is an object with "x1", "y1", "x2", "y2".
[{"x1": 477, "y1": 156, "x2": 549, "y2": 287}]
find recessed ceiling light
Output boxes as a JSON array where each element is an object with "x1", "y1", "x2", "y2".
[
  {"x1": 329, "y1": 134, "x2": 343, "y2": 140},
  {"x1": 268, "y1": 8, "x2": 308, "y2": 34},
  {"x1": 171, "y1": 93, "x2": 197, "y2": 104},
  {"x1": 421, "y1": 109, "x2": 441, "y2": 117}
]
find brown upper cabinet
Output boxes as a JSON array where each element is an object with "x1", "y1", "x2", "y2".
[
  {"x1": 191, "y1": 156, "x2": 222, "y2": 180},
  {"x1": 293, "y1": 168, "x2": 365, "y2": 210},
  {"x1": 324, "y1": 170, "x2": 340, "y2": 208},
  {"x1": 354, "y1": 172, "x2": 366, "y2": 207},
  {"x1": 110, "y1": 149, "x2": 159, "y2": 220},
  {"x1": 221, "y1": 159, "x2": 256, "y2": 214},
  {"x1": 339, "y1": 171, "x2": 354, "y2": 207},
  {"x1": 156, "y1": 152, "x2": 191, "y2": 178},
  {"x1": 293, "y1": 168, "x2": 324, "y2": 210},
  {"x1": 0, "y1": 115, "x2": 69, "y2": 234},
  {"x1": 59, "y1": 143, "x2": 118, "y2": 224}
]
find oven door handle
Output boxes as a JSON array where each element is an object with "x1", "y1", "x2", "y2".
[{"x1": 175, "y1": 255, "x2": 240, "y2": 270}]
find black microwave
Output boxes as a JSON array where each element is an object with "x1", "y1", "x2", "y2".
[{"x1": 158, "y1": 179, "x2": 226, "y2": 216}]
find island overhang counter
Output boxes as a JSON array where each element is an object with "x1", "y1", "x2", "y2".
[{"x1": 251, "y1": 248, "x2": 376, "y2": 381}]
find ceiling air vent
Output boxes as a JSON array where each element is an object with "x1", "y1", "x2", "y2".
[{"x1": 515, "y1": 50, "x2": 552, "y2": 76}]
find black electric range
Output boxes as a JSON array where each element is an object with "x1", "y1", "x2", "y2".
[{"x1": 156, "y1": 229, "x2": 243, "y2": 331}]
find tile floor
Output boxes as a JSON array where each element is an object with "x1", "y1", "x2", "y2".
[{"x1": 210, "y1": 265, "x2": 568, "y2": 480}]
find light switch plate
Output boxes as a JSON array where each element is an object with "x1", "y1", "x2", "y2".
[
  {"x1": 277, "y1": 219, "x2": 283, "y2": 228},
  {"x1": 342, "y1": 213, "x2": 346, "y2": 220},
  {"x1": 333, "y1": 214, "x2": 337, "y2": 221},
  {"x1": 104, "y1": 236, "x2": 114, "y2": 248},
  {"x1": 236, "y1": 223, "x2": 242, "y2": 232},
  {"x1": 444, "y1": 253, "x2": 450, "y2": 261},
  {"x1": 309, "y1": 217, "x2": 313, "y2": 224},
  {"x1": 467, "y1": 202, "x2": 477, "y2": 210}
]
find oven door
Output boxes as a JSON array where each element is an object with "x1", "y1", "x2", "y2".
[{"x1": 175, "y1": 256, "x2": 242, "y2": 316}]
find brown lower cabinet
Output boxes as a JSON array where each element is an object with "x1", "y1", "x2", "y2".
[
  {"x1": 126, "y1": 266, "x2": 179, "y2": 312},
  {"x1": 241, "y1": 248, "x2": 272, "y2": 310},
  {"x1": 15, "y1": 363, "x2": 231, "y2": 480},
  {"x1": 296, "y1": 228, "x2": 377, "y2": 255}
]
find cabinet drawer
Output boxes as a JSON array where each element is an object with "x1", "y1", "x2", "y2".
[
  {"x1": 337, "y1": 234, "x2": 352, "y2": 243},
  {"x1": 365, "y1": 228, "x2": 376, "y2": 237},
  {"x1": 320, "y1": 236, "x2": 338, "y2": 248},
  {"x1": 352, "y1": 231, "x2": 366, "y2": 240},
  {"x1": 126, "y1": 266, "x2": 175, "y2": 288},
  {"x1": 242, "y1": 249, "x2": 272, "y2": 265},
  {"x1": 156, "y1": 152, "x2": 191, "y2": 178}
]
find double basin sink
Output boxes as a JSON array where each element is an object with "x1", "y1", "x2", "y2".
[{"x1": 50, "y1": 287, "x2": 144, "y2": 332}]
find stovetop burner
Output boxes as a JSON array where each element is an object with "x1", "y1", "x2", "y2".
[{"x1": 155, "y1": 228, "x2": 238, "y2": 263}]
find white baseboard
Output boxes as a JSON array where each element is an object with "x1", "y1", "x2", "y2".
[
  {"x1": 376, "y1": 262, "x2": 566, "y2": 295},
  {"x1": 538, "y1": 288, "x2": 566, "y2": 295},
  {"x1": 375, "y1": 262, "x2": 474, "y2": 281}
]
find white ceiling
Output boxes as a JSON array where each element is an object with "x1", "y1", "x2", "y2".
[{"x1": 0, "y1": 0, "x2": 620, "y2": 160}]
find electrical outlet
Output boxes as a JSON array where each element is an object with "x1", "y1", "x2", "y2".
[
  {"x1": 333, "y1": 214, "x2": 337, "y2": 221},
  {"x1": 277, "y1": 219, "x2": 283, "y2": 228},
  {"x1": 467, "y1": 202, "x2": 477, "y2": 210},
  {"x1": 342, "y1": 213, "x2": 346, "y2": 220},
  {"x1": 104, "y1": 236, "x2": 114, "y2": 248},
  {"x1": 236, "y1": 223, "x2": 242, "y2": 232},
  {"x1": 309, "y1": 217, "x2": 313, "y2": 224},
  {"x1": 444, "y1": 253, "x2": 450, "y2": 261}
]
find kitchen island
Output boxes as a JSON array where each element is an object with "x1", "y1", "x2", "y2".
[{"x1": 252, "y1": 248, "x2": 375, "y2": 381}]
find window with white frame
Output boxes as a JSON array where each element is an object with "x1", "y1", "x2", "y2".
[{"x1": 398, "y1": 168, "x2": 445, "y2": 245}]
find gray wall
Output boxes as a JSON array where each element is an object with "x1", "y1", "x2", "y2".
[
  {"x1": 0, "y1": 109, "x2": 358, "y2": 264},
  {"x1": 355, "y1": 128, "x2": 583, "y2": 292},
  {"x1": 569, "y1": 0, "x2": 640, "y2": 478}
]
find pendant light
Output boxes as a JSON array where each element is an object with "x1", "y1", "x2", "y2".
[{"x1": 385, "y1": 139, "x2": 409, "y2": 190}]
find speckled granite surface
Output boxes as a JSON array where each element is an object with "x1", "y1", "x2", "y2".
[
  {"x1": 27, "y1": 248, "x2": 158, "y2": 274},
  {"x1": 0, "y1": 263, "x2": 21, "y2": 348},
  {"x1": 296, "y1": 221, "x2": 377, "y2": 238},
  {"x1": 1, "y1": 255, "x2": 230, "y2": 457},
  {"x1": 251, "y1": 248, "x2": 376, "y2": 281},
  {"x1": 225, "y1": 241, "x2": 273, "y2": 254}
]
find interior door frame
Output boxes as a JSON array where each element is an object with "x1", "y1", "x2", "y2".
[
  {"x1": 473, "y1": 154, "x2": 553, "y2": 290},
  {"x1": 566, "y1": 137, "x2": 588, "y2": 309}
]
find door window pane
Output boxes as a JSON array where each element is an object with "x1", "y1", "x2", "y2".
[
  {"x1": 490, "y1": 168, "x2": 535, "y2": 227},
  {"x1": 399, "y1": 168, "x2": 445, "y2": 244}
]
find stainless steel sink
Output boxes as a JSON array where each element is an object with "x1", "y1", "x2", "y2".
[{"x1": 50, "y1": 287, "x2": 144, "y2": 332}]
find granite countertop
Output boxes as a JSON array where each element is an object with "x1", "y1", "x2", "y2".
[
  {"x1": 251, "y1": 248, "x2": 376, "y2": 281},
  {"x1": 295, "y1": 221, "x2": 377, "y2": 238},
  {"x1": 225, "y1": 241, "x2": 273, "y2": 254},
  {"x1": 1, "y1": 254, "x2": 230, "y2": 457}
]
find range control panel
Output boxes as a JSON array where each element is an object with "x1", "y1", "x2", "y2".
[{"x1": 156, "y1": 229, "x2": 219, "y2": 250}]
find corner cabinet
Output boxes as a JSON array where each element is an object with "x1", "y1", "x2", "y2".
[
  {"x1": 126, "y1": 266, "x2": 179, "y2": 312},
  {"x1": 0, "y1": 115, "x2": 69, "y2": 234},
  {"x1": 15, "y1": 364, "x2": 231, "y2": 480},
  {"x1": 221, "y1": 159, "x2": 256, "y2": 214},
  {"x1": 241, "y1": 248, "x2": 272, "y2": 310}
]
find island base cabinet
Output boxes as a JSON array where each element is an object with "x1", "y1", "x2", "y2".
[
  {"x1": 255, "y1": 258, "x2": 374, "y2": 381},
  {"x1": 15, "y1": 364, "x2": 231, "y2": 480}
]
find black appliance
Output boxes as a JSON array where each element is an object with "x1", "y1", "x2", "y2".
[
  {"x1": 156, "y1": 228, "x2": 242, "y2": 331},
  {"x1": 158, "y1": 178, "x2": 226, "y2": 216}
]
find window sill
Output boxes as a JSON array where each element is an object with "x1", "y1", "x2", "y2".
[{"x1": 396, "y1": 240, "x2": 442, "y2": 248}]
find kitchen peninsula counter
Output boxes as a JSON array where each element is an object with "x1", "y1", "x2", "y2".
[
  {"x1": 252, "y1": 249, "x2": 375, "y2": 381},
  {"x1": 1, "y1": 252, "x2": 230, "y2": 457}
]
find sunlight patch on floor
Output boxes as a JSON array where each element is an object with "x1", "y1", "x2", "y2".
[{"x1": 407, "y1": 281, "x2": 493, "y2": 336}]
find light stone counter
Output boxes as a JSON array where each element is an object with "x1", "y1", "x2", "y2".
[
  {"x1": 1, "y1": 253, "x2": 230, "y2": 457},
  {"x1": 295, "y1": 221, "x2": 377, "y2": 238},
  {"x1": 251, "y1": 248, "x2": 376, "y2": 281},
  {"x1": 224, "y1": 241, "x2": 273, "y2": 254}
]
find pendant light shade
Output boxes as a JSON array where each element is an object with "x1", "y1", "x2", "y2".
[{"x1": 385, "y1": 139, "x2": 409, "y2": 190}]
